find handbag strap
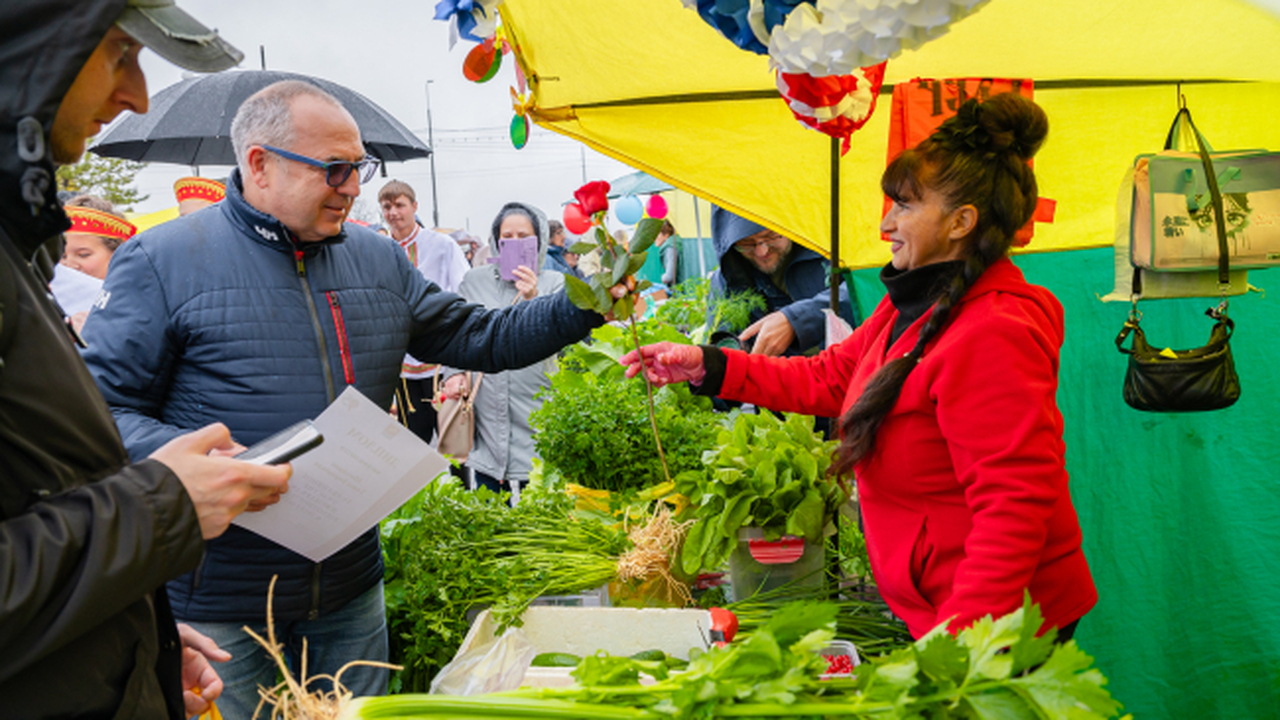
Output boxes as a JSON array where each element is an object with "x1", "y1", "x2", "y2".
[
  {"x1": 1163, "y1": 109, "x2": 1216, "y2": 154},
  {"x1": 434, "y1": 370, "x2": 484, "y2": 410},
  {"x1": 1115, "y1": 320, "x2": 1143, "y2": 356},
  {"x1": 1177, "y1": 106, "x2": 1232, "y2": 288}
]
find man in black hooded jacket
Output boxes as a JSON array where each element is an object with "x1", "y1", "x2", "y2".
[{"x1": 0, "y1": 1, "x2": 293, "y2": 717}]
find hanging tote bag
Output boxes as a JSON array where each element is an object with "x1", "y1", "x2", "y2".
[
  {"x1": 1117, "y1": 105, "x2": 1241, "y2": 412},
  {"x1": 1131, "y1": 108, "x2": 1280, "y2": 271}
]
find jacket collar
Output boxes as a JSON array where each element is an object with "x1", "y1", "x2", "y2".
[
  {"x1": 957, "y1": 256, "x2": 1029, "y2": 306},
  {"x1": 222, "y1": 168, "x2": 347, "y2": 256},
  {"x1": 881, "y1": 259, "x2": 962, "y2": 315}
]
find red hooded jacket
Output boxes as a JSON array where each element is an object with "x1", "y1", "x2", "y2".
[{"x1": 717, "y1": 258, "x2": 1096, "y2": 638}]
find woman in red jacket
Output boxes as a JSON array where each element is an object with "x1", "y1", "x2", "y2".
[{"x1": 622, "y1": 93, "x2": 1096, "y2": 640}]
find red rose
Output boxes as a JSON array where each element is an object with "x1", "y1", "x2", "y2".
[{"x1": 574, "y1": 180, "x2": 611, "y2": 216}]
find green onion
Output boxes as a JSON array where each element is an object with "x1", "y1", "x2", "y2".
[{"x1": 344, "y1": 694, "x2": 660, "y2": 719}]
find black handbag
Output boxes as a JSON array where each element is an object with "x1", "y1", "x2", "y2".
[
  {"x1": 1115, "y1": 307, "x2": 1239, "y2": 412},
  {"x1": 1116, "y1": 103, "x2": 1241, "y2": 412}
]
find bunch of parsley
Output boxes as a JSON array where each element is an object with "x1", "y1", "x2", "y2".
[{"x1": 531, "y1": 322, "x2": 723, "y2": 494}]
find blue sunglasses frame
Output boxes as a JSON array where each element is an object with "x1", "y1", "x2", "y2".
[{"x1": 261, "y1": 144, "x2": 381, "y2": 187}]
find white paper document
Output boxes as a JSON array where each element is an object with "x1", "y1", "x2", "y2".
[{"x1": 233, "y1": 386, "x2": 450, "y2": 561}]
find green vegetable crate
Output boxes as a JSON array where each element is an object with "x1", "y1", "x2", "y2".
[{"x1": 727, "y1": 528, "x2": 825, "y2": 601}]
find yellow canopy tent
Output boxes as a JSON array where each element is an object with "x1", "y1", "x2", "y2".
[
  {"x1": 500, "y1": 0, "x2": 1280, "y2": 269},
  {"x1": 492, "y1": 3, "x2": 1280, "y2": 718},
  {"x1": 126, "y1": 205, "x2": 178, "y2": 233}
]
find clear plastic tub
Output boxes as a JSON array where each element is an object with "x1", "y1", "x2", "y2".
[
  {"x1": 819, "y1": 639, "x2": 860, "y2": 679},
  {"x1": 727, "y1": 528, "x2": 825, "y2": 601}
]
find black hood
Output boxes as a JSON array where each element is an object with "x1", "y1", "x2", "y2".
[{"x1": 0, "y1": 0, "x2": 127, "y2": 256}]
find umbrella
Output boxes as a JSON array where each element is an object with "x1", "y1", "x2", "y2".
[
  {"x1": 92, "y1": 70, "x2": 430, "y2": 166},
  {"x1": 607, "y1": 170, "x2": 674, "y2": 198},
  {"x1": 499, "y1": 0, "x2": 1280, "y2": 270}
]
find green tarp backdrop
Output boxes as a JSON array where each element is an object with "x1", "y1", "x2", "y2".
[{"x1": 849, "y1": 249, "x2": 1280, "y2": 718}]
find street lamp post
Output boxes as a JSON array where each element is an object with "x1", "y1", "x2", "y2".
[{"x1": 425, "y1": 80, "x2": 441, "y2": 229}]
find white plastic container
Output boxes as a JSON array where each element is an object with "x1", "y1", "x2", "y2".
[{"x1": 455, "y1": 606, "x2": 712, "y2": 688}]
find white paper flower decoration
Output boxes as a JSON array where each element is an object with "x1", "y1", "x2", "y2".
[{"x1": 769, "y1": 0, "x2": 990, "y2": 77}]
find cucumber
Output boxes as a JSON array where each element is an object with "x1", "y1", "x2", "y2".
[
  {"x1": 628, "y1": 649, "x2": 667, "y2": 662},
  {"x1": 530, "y1": 652, "x2": 582, "y2": 667},
  {"x1": 663, "y1": 656, "x2": 689, "y2": 670}
]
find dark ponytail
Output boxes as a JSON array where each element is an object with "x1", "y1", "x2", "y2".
[{"x1": 831, "y1": 93, "x2": 1048, "y2": 478}]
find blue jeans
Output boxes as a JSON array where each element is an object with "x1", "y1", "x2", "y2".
[
  {"x1": 472, "y1": 470, "x2": 521, "y2": 505},
  {"x1": 185, "y1": 582, "x2": 388, "y2": 719}
]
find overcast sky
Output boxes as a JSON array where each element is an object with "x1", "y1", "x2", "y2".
[{"x1": 119, "y1": 0, "x2": 634, "y2": 234}]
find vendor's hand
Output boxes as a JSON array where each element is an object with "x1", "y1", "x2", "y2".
[
  {"x1": 513, "y1": 265, "x2": 538, "y2": 301},
  {"x1": 620, "y1": 342, "x2": 706, "y2": 387},
  {"x1": 150, "y1": 424, "x2": 292, "y2": 539},
  {"x1": 442, "y1": 374, "x2": 470, "y2": 400},
  {"x1": 740, "y1": 311, "x2": 796, "y2": 356},
  {"x1": 178, "y1": 623, "x2": 230, "y2": 716}
]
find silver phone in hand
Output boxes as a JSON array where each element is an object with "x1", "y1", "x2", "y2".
[{"x1": 235, "y1": 420, "x2": 323, "y2": 465}]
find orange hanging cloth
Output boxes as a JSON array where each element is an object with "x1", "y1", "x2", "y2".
[{"x1": 884, "y1": 78, "x2": 1055, "y2": 246}]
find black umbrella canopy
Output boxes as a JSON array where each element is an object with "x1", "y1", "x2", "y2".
[{"x1": 92, "y1": 70, "x2": 430, "y2": 165}]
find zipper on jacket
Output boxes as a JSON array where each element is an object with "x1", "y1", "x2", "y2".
[
  {"x1": 191, "y1": 553, "x2": 207, "y2": 591},
  {"x1": 295, "y1": 250, "x2": 336, "y2": 404},
  {"x1": 325, "y1": 291, "x2": 355, "y2": 386},
  {"x1": 309, "y1": 562, "x2": 323, "y2": 620}
]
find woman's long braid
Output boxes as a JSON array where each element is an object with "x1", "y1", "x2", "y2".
[{"x1": 831, "y1": 93, "x2": 1044, "y2": 479}]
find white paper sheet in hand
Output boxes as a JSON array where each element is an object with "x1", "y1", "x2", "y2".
[{"x1": 233, "y1": 386, "x2": 450, "y2": 561}]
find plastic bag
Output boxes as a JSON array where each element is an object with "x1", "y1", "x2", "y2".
[
  {"x1": 429, "y1": 627, "x2": 536, "y2": 696},
  {"x1": 824, "y1": 308, "x2": 853, "y2": 347}
]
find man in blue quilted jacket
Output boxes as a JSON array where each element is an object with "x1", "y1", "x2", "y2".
[{"x1": 81, "y1": 79, "x2": 610, "y2": 716}]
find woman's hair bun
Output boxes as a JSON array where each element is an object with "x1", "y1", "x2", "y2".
[{"x1": 936, "y1": 93, "x2": 1048, "y2": 161}]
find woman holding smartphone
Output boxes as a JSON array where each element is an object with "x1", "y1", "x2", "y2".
[{"x1": 441, "y1": 202, "x2": 564, "y2": 503}]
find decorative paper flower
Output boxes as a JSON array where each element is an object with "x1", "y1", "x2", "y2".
[
  {"x1": 769, "y1": 0, "x2": 990, "y2": 77},
  {"x1": 759, "y1": 0, "x2": 814, "y2": 35},
  {"x1": 574, "y1": 181, "x2": 612, "y2": 216},
  {"x1": 434, "y1": 0, "x2": 501, "y2": 43},
  {"x1": 682, "y1": 0, "x2": 770, "y2": 54},
  {"x1": 776, "y1": 61, "x2": 886, "y2": 152}
]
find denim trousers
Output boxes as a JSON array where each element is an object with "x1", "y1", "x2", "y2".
[
  {"x1": 184, "y1": 582, "x2": 388, "y2": 719},
  {"x1": 472, "y1": 470, "x2": 521, "y2": 505}
]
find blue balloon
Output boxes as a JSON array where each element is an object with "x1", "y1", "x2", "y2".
[{"x1": 615, "y1": 195, "x2": 644, "y2": 225}]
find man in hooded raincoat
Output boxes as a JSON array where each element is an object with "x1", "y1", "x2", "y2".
[
  {"x1": 706, "y1": 206, "x2": 856, "y2": 356},
  {"x1": 0, "y1": 1, "x2": 293, "y2": 717}
]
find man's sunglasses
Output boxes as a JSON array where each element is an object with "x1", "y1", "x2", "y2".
[{"x1": 261, "y1": 145, "x2": 382, "y2": 187}]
